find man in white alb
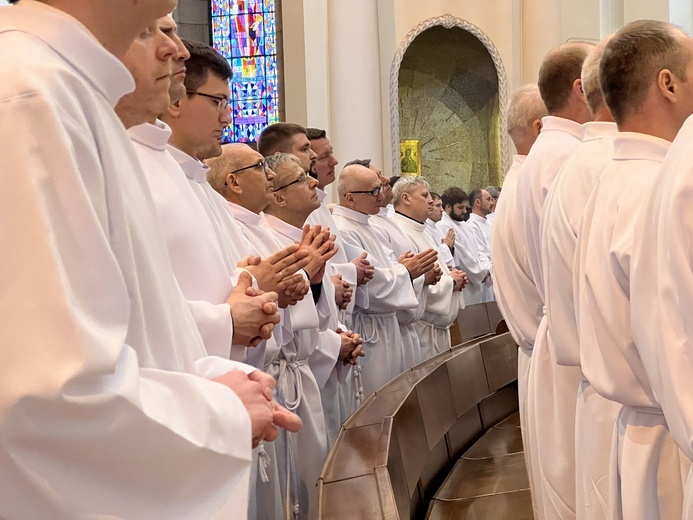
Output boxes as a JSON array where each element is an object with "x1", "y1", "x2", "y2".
[
  {"x1": 333, "y1": 164, "x2": 438, "y2": 395},
  {"x1": 491, "y1": 82, "x2": 547, "y2": 518},
  {"x1": 437, "y1": 187, "x2": 492, "y2": 304},
  {"x1": 539, "y1": 40, "x2": 619, "y2": 520},
  {"x1": 575, "y1": 21, "x2": 693, "y2": 519},
  {"x1": 0, "y1": 0, "x2": 287, "y2": 517},
  {"x1": 426, "y1": 192, "x2": 456, "y2": 269},
  {"x1": 466, "y1": 188, "x2": 494, "y2": 260},
  {"x1": 392, "y1": 176, "x2": 467, "y2": 358}
]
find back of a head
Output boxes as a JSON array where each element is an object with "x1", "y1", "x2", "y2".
[
  {"x1": 306, "y1": 127, "x2": 326, "y2": 141},
  {"x1": 600, "y1": 20, "x2": 690, "y2": 126},
  {"x1": 486, "y1": 186, "x2": 501, "y2": 199},
  {"x1": 441, "y1": 186, "x2": 468, "y2": 208},
  {"x1": 257, "y1": 123, "x2": 307, "y2": 156},
  {"x1": 344, "y1": 158, "x2": 371, "y2": 168},
  {"x1": 538, "y1": 42, "x2": 594, "y2": 114},
  {"x1": 507, "y1": 84, "x2": 548, "y2": 150},
  {"x1": 392, "y1": 176, "x2": 429, "y2": 207},
  {"x1": 182, "y1": 39, "x2": 232, "y2": 91},
  {"x1": 581, "y1": 38, "x2": 610, "y2": 116}
]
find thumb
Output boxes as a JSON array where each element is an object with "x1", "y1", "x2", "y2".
[{"x1": 235, "y1": 270, "x2": 253, "y2": 291}]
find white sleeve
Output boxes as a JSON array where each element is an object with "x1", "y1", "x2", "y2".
[{"x1": 0, "y1": 93, "x2": 252, "y2": 518}]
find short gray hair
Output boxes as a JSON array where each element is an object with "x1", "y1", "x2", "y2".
[
  {"x1": 507, "y1": 84, "x2": 547, "y2": 145},
  {"x1": 582, "y1": 40, "x2": 608, "y2": 115},
  {"x1": 265, "y1": 152, "x2": 301, "y2": 173},
  {"x1": 485, "y1": 185, "x2": 501, "y2": 199},
  {"x1": 392, "y1": 175, "x2": 430, "y2": 207}
]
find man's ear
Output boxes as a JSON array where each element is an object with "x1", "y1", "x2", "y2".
[
  {"x1": 657, "y1": 69, "x2": 677, "y2": 102},
  {"x1": 272, "y1": 191, "x2": 288, "y2": 208},
  {"x1": 166, "y1": 100, "x2": 182, "y2": 119},
  {"x1": 402, "y1": 191, "x2": 411, "y2": 205},
  {"x1": 226, "y1": 173, "x2": 243, "y2": 195}
]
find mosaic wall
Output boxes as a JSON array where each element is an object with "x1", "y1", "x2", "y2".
[
  {"x1": 398, "y1": 25, "x2": 502, "y2": 193},
  {"x1": 210, "y1": 0, "x2": 280, "y2": 143}
]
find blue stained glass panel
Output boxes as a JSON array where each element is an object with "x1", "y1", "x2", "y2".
[{"x1": 211, "y1": 0, "x2": 279, "y2": 142}]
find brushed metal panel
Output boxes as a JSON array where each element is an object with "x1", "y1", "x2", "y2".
[
  {"x1": 462, "y1": 423, "x2": 524, "y2": 460},
  {"x1": 321, "y1": 422, "x2": 383, "y2": 483},
  {"x1": 447, "y1": 344, "x2": 491, "y2": 418},
  {"x1": 457, "y1": 303, "x2": 492, "y2": 342},
  {"x1": 486, "y1": 300, "x2": 505, "y2": 331},
  {"x1": 417, "y1": 364, "x2": 457, "y2": 450},
  {"x1": 374, "y1": 466, "x2": 399, "y2": 520},
  {"x1": 387, "y1": 426, "x2": 410, "y2": 520},
  {"x1": 435, "y1": 452, "x2": 529, "y2": 500},
  {"x1": 427, "y1": 489, "x2": 534, "y2": 520},
  {"x1": 494, "y1": 411, "x2": 521, "y2": 430},
  {"x1": 347, "y1": 388, "x2": 409, "y2": 428},
  {"x1": 478, "y1": 383, "x2": 520, "y2": 429},
  {"x1": 319, "y1": 474, "x2": 383, "y2": 520},
  {"x1": 419, "y1": 435, "x2": 452, "y2": 504},
  {"x1": 446, "y1": 407, "x2": 484, "y2": 461},
  {"x1": 392, "y1": 390, "x2": 429, "y2": 494},
  {"x1": 479, "y1": 333, "x2": 519, "y2": 392}
]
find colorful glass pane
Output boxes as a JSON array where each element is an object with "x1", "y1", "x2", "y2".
[{"x1": 211, "y1": 0, "x2": 279, "y2": 143}]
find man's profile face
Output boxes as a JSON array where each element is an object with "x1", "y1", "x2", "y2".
[
  {"x1": 120, "y1": 21, "x2": 177, "y2": 117},
  {"x1": 478, "y1": 190, "x2": 494, "y2": 216},
  {"x1": 310, "y1": 137, "x2": 338, "y2": 189},
  {"x1": 349, "y1": 170, "x2": 383, "y2": 216},
  {"x1": 405, "y1": 184, "x2": 433, "y2": 223},
  {"x1": 158, "y1": 16, "x2": 189, "y2": 103},
  {"x1": 274, "y1": 160, "x2": 321, "y2": 215},
  {"x1": 231, "y1": 147, "x2": 276, "y2": 212},
  {"x1": 429, "y1": 199, "x2": 444, "y2": 222},
  {"x1": 287, "y1": 133, "x2": 317, "y2": 176}
]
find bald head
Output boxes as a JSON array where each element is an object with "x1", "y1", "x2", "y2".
[
  {"x1": 207, "y1": 143, "x2": 258, "y2": 193},
  {"x1": 338, "y1": 164, "x2": 383, "y2": 215}
]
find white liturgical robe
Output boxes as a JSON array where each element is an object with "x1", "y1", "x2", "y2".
[
  {"x1": 514, "y1": 115, "x2": 583, "y2": 519},
  {"x1": 425, "y1": 218, "x2": 455, "y2": 268},
  {"x1": 576, "y1": 133, "x2": 688, "y2": 520},
  {"x1": 437, "y1": 212, "x2": 493, "y2": 304},
  {"x1": 369, "y1": 207, "x2": 427, "y2": 368},
  {"x1": 630, "y1": 115, "x2": 693, "y2": 520},
  {"x1": 0, "y1": 3, "x2": 253, "y2": 518},
  {"x1": 466, "y1": 212, "x2": 493, "y2": 261},
  {"x1": 393, "y1": 213, "x2": 462, "y2": 358},
  {"x1": 540, "y1": 121, "x2": 619, "y2": 520},
  {"x1": 332, "y1": 206, "x2": 421, "y2": 395}
]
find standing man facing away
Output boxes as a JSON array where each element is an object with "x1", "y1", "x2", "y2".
[
  {"x1": 0, "y1": 0, "x2": 285, "y2": 517},
  {"x1": 575, "y1": 20, "x2": 693, "y2": 520}
]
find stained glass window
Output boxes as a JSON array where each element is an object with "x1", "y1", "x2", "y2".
[{"x1": 210, "y1": 0, "x2": 281, "y2": 143}]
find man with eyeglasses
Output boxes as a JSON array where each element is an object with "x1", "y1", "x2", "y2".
[
  {"x1": 332, "y1": 164, "x2": 439, "y2": 395},
  {"x1": 259, "y1": 152, "x2": 365, "y2": 519}
]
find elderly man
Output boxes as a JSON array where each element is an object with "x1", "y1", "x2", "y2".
[
  {"x1": 491, "y1": 82, "x2": 548, "y2": 518},
  {"x1": 261, "y1": 152, "x2": 364, "y2": 519},
  {"x1": 538, "y1": 40, "x2": 620, "y2": 519},
  {"x1": 466, "y1": 188, "x2": 494, "y2": 259},
  {"x1": 392, "y1": 177, "x2": 467, "y2": 357},
  {"x1": 576, "y1": 21, "x2": 693, "y2": 519},
  {"x1": 512, "y1": 41, "x2": 594, "y2": 519},
  {"x1": 0, "y1": 0, "x2": 281, "y2": 517},
  {"x1": 437, "y1": 187, "x2": 493, "y2": 304},
  {"x1": 332, "y1": 164, "x2": 438, "y2": 394}
]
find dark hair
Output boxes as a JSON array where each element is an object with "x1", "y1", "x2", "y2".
[
  {"x1": 538, "y1": 42, "x2": 593, "y2": 113},
  {"x1": 257, "y1": 123, "x2": 307, "y2": 156},
  {"x1": 441, "y1": 187, "x2": 468, "y2": 207},
  {"x1": 430, "y1": 192, "x2": 441, "y2": 201},
  {"x1": 306, "y1": 127, "x2": 327, "y2": 140},
  {"x1": 344, "y1": 158, "x2": 371, "y2": 168},
  {"x1": 388, "y1": 175, "x2": 401, "y2": 188},
  {"x1": 601, "y1": 20, "x2": 690, "y2": 125},
  {"x1": 468, "y1": 188, "x2": 483, "y2": 208},
  {"x1": 182, "y1": 39, "x2": 232, "y2": 92}
]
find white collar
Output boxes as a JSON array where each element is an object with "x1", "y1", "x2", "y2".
[
  {"x1": 167, "y1": 145, "x2": 209, "y2": 183},
  {"x1": 0, "y1": 1, "x2": 134, "y2": 105},
  {"x1": 263, "y1": 213, "x2": 303, "y2": 241},
  {"x1": 228, "y1": 202, "x2": 262, "y2": 227},
  {"x1": 393, "y1": 211, "x2": 425, "y2": 232},
  {"x1": 315, "y1": 187, "x2": 328, "y2": 202},
  {"x1": 612, "y1": 133, "x2": 670, "y2": 163},
  {"x1": 127, "y1": 120, "x2": 171, "y2": 151},
  {"x1": 540, "y1": 116, "x2": 584, "y2": 141},
  {"x1": 468, "y1": 213, "x2": 487, "y2": 223},
  {"x1": 332, "y1": 205, "x2": 370, "y2": 224},
  {"x1": 581, "y1": 121, "x2": 619, "y2": 142}
]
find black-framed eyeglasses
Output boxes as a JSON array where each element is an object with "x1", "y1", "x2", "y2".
[
  {"x1": 274, "y1": 172, "x2": 308, "y2": 191},
  {"x1": 349, "y1": 185, "x2": 382, "y2": 198},
  {"x1": 186, "y1": 90, "x2": 229, "y2": 111},
  {"x1": 224, "y1": 160, "x2": 268, "y2": 186}
]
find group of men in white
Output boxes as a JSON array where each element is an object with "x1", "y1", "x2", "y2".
[
  {"x1": 493, "y1": 18, "x2": 693, "y2": 520},
  {"x1": 0, "y1": 0, "x2": 505, "y2": 518}
]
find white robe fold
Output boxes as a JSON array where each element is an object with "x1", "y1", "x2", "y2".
[
  {"x1": 576, "y1": 133, "x2": 688, "y2": 520},
  {"x1": 466, "y1": 212, "x2": 493, "y2": 261},
  {"x1": 0, "y1": 4, "x2": 252, "y2": 517},
  {"x1": 630, "y1": 114, "x2": 693, "y2": 520},
  {"x1": 437, "y1": 212, "x2": 493, "y2": 304},
  {"x1": 425, "y1": 218, "x2": 455, "y2": 268},
  {"x1": 541, "y1": 121, "x2": 620, "y2": 520},
  {"x1": 332, "y1": 205, "x2": 420, "y2": 395},
  {"x1": 393, "y1": 213, "x2": 462, "y2": 358}
]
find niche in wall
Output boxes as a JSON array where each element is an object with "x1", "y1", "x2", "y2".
[{"x1": 396, "y1": 22, "x2": 503, "y2": 192}]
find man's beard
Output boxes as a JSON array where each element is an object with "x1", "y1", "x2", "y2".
[{"x1": 450, "y1": 210, "x2": 465, "y2": 222}]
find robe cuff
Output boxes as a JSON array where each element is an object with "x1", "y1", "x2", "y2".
[
  {"x1": 195, "y1": 356, "x2": 258, "y2": 379},
  {"x1": 186, "y1": 300, "x2": 233, "y2": 359}
]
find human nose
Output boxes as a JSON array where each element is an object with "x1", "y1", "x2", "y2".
[
  {"x1": 219, "y1": 104, "x2": 231, "y2": 124},
  {"x1": 308, "y1": 177, "x2": 319, "y2": 189}
]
